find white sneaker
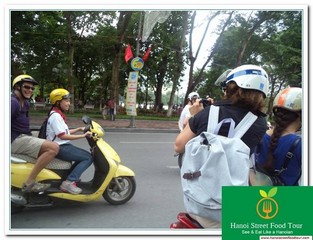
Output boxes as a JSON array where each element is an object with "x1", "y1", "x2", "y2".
[{"x1": 60, "y1": 180, "x2": 82, "y2": 194}]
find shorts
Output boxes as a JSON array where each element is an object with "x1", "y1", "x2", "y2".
[{"x1": 11, "y1": 134, "x2": 45, "y2": 158}]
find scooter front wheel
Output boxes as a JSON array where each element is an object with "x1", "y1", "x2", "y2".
[{"x1": 103, "y1": 176, "x2": 136, "y2": 205}]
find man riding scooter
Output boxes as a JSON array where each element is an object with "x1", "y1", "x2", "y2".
[{"x1": 11, "y1": 74, "x2": 59, "y2": 192}]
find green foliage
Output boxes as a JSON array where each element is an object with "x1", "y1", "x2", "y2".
[
  {"x1": 196, "y1": 10, "x2": 302, "y2": 110},
  {"x1": 11, "y1": 10, "x2": 303, "y2": 116},
  {"x1": 28, "y1": 109, "x2": 179, "y2": 121}
]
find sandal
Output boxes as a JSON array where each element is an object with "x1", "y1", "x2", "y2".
[{"x1": 22, "y1": 182, "x2": 51, "y2": 192}]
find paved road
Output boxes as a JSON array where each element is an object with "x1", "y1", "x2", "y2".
[{"x1": 10, "y1": 131, "x2": 191, "y2": 233}]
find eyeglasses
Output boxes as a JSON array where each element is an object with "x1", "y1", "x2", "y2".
[{"x1": 23, "y1": 85, "x2": 35, "y2": 91}]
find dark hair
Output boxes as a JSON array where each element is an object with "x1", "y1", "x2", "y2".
[
  {"x1": 223, "y1": 82, "x2": 265, "y2": 112},
  {"x1": 270, "y1": 107, "x2": 300, "y2": 152}
]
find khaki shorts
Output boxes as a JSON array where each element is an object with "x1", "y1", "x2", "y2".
[{"x1": 11, "y1": 134, "x2": 45, "y2": 158}]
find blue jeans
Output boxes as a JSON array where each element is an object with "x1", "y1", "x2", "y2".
[{"x1": 56, "y1": 143, "x2": 93, "y2": 182}]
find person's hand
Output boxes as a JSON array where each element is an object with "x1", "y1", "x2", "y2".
[
  {"x1": 189, "y1": 99, "x2": 204, "y2": 116},
  {"x1": 84, "y1": 131, "x2": 93, "y2": 138},
  {"x1": 75, "y1": 127, "x2": 85, "y2": 132},
  {"x1": 207, "y1": 97, "x2": 214, "y2": 105}
]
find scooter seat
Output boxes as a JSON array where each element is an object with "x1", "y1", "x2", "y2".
[{"x1": 11, "y1": 154, "x2": 72, "y2": 170}]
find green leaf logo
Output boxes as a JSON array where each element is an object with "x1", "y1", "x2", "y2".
[
  {"x1": 257, "y1": 187, "x2": 279, "y2": 219},
  {"x1": 259, "y1": 187, "x2": 277, "y2": 198}
]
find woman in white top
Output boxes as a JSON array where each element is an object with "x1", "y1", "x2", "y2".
[
  {"x1": 46, "y1": 88, "x2": 93, "y2": 194},
  {"x1": 178, "y1": 92, "x2": 200, "y2": 131}
]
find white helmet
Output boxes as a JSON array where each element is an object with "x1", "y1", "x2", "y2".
[
  {"x1": 273, "y1": 87, "x2": 302, "y2": 111},
  {"x1": 214, "y1": 69, "x2": 232, "y2": 89},
  {"x1": 226, "y1": 64, "x2": 269, "y2": 97},
  {"x1": 188, "y1": 92, "x2": 200, "y2": 100}
]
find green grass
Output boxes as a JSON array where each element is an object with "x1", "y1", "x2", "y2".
[{"x1": 29, "y1": 109, "x2": 179, "y2": 121}]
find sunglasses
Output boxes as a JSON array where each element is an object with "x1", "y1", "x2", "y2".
[{"x1": 23, "y1": 85, "x2": 35, "y2": 91}]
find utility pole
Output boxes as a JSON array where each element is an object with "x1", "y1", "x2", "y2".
[{"x1": 129, "y1": 12, "x2": 143, "y2": 128}]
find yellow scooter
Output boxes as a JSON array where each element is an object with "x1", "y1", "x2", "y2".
[{"x1": 11, "y1": 116, "x2": 136, "y2": 213}]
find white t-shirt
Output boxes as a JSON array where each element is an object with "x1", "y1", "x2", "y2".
[
  {"x1": 178, "y1": 104, "x2": 191, "y2": 131},
  {"x1": 46, "y1": 111, "x2": 70, "y2": 145}
]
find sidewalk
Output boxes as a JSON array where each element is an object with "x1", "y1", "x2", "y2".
[{"x1": 29, "y1": 116, "x2": 180, "y2": 133}]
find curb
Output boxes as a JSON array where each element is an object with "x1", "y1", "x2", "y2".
[{"x1": 30, "y1": 125, "x2": 180, "y2": 134}]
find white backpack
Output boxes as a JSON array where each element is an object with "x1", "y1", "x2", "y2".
[{"x1": 181, "y1": 105, "x2": 257, "y2": 222}]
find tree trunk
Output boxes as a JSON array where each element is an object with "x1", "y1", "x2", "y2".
[
  {"x1": 236, "y1": 13, "x2": 272, "y2": 66},
  {"x1": 154, "y1": 56, "x2": 168, "y2": 111},
  {"x1": 64, "y1": 11, "x2": 75, "y2": 114},
  {"x1": 184, "y1": 11, "x2": 232, "y2": 104},
  {"x1": 167, "y1": 11, "x2": 189, "y2": 117},
  {"x1": 111, "y1": 11, "x2": 133, "y2": 107}
]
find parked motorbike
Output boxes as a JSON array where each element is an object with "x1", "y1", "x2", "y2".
[
  {"x1": 170, "y1": 212, "x2": 203, "y2": 229},
  {"x1": 11, "y1": 116, "x2": 136, "y2": 214}
]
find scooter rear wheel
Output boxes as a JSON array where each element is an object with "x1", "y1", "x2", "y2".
[{"x1": 103, "y1": 176, "x2": 136, "y2": 205}]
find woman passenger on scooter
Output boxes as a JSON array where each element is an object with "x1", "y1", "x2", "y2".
[{"x1": 46, "y1": 88, "x2": 93, "y2": 194}]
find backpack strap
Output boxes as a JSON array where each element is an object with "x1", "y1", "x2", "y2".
[
  {"x1": 208, "y1": 105, "x2": 236, "y2": 136},
  {"x1": 276, "y1": 137, "x2": 301, "y2": 174},
  {"x1": 233, "y1": 112, "x2": 258, "y2": 138},
  {"x1": 47, "y1": 111, "x2": 56, "y2": 141},
  {"x1": 207, "y1": 105, "x2": 257, "y2": 139},
  {"x1": 207, "y1": 105, "x2": 219, "y2": 133}
]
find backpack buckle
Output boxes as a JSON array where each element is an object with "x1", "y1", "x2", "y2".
[{"x1": 183, "y1": 171, "x2": 201, "y2": 180}]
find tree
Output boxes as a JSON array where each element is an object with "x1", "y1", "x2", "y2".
[
  {"x1": 10, "y1": 10, "x2": 303, "y2": 118},
  {"x1": 166, "y1": 11, "x2": 189, "y2": 117},
  {"x1": 184, "y1": 10, "x2": 233, "y2": 104},
  {"x1": 196, "y1": 10, "x2": 302, "y2": 115},
  {"x1": 111, "y1": 11, "x2": 133, "y2": 107}
]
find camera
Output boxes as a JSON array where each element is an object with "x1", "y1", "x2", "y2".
[{"x1": 199, "y1": 98, "x2": 212, "y2": 108}]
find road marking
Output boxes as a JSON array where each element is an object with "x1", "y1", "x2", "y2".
[{"x1": 167, "y1": 166, "x2": 180, "y2": 169}]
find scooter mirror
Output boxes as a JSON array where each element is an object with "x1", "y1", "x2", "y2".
[{"x1": 82, "y1": 115, "x2": 91, "y2": 124}]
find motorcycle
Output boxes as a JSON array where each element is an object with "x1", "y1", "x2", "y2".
[
  {"x1": 11, "y1": 115, "x2": 136, "y2": 214},
  {"x1": 170, "y1": 212, "x2": 203, "y2": 229}
]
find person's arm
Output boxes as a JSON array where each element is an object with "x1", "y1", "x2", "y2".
[
  {"x1": 182, "y1": 111, "x2": 191, "y2": 129},
  {"x1": 51, "y1": 115, "x2": 92, "y2": 141},
  {"x1": 58, "y1": 131, "x2": 92, "y2": 141},
  {"x1": 174, "y1": 123, "x2": 196, "y2": 153},
  {"x1": 69, "y1": 127, "x2": 84, "y2": 135}
]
